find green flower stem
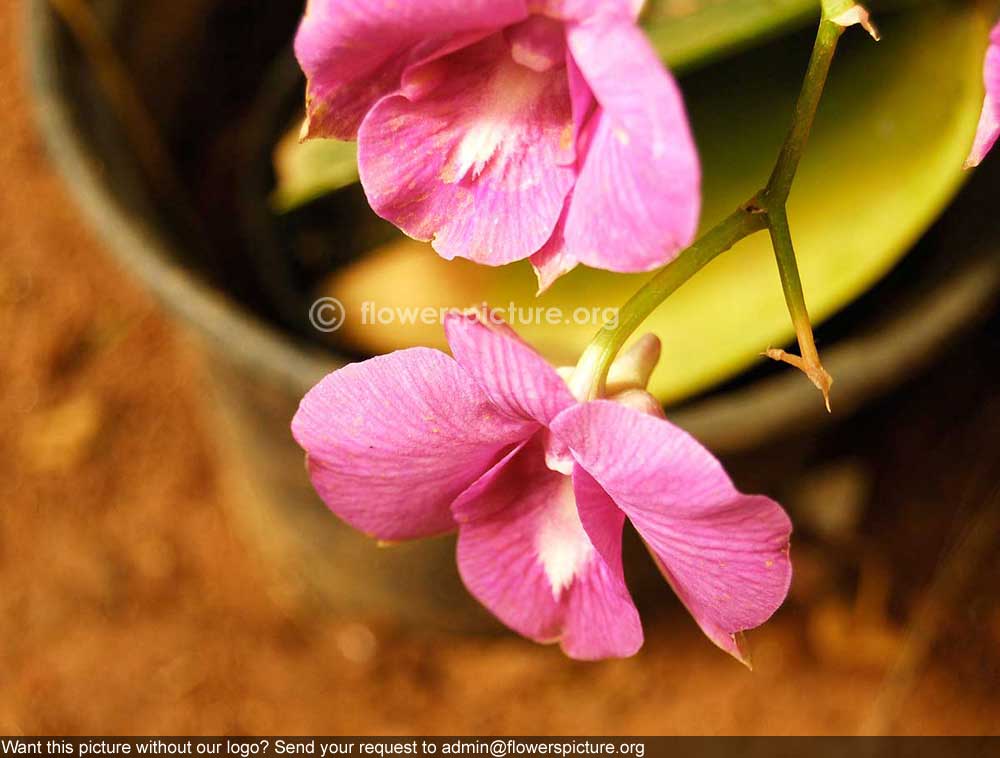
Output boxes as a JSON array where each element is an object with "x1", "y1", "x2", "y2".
[
  {"x1": 574, "y1": 12, "x2": 848, "y2": 405},
  {"x1": 765, "y1": 17, "x2": 845, "y2": 205},
  {"x1": 759, "y1": 17, "x2": 843, "y2": 410},
  {"x1": 766, "y1": 206, "x2": 818, "y2": 359},
  {"x1": 762, "y1": 204, "x2": 833, "y2": 409},
  {"x1": 572, "y1": 205, "x2": 767, "y2": 400}
]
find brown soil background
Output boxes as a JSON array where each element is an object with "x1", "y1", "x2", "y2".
[{"x1": 2, "y1": 0, "x2": 999, "y2": 735}]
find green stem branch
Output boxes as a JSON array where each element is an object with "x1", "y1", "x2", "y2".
[
  {"x1": 762, "y1": 204, "x2": 833, "y2": 409},
  {"x1": 574, "y1": 12, "x2": 849, "y2": 407},
  {"x1": 572, "y1": 206, "x2": 767, "y2": 400},
  {"x1": 766, "y1": 18, "x2": 845, "y2": 205}
]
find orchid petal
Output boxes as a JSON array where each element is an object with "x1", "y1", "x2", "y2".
[
  {"x1": 563, "y1": 19, "x2": 700, "y2": 272},
  {"x1": 505, "y1": 15, "x2": 567, "y2": 73},
  {"x1": 295, "y1": 0, "x2": 527, "y2": 139},
  {"x1": 566, "y1": 51, "x2": 596, "y2": 162},
  {"x1": 529, "y1": 195, "x2": 579, "y2": 294},
  {"x1": 565, "y1": 465, "x2": 644, "y2": 659},
  {"x1": 967, "y1": 23, "x2": 1000, "y2": 168},
  {"x1": 551, "y1": 401, "x2": 792, "y2": 664},
  {"x1": 532, "y1": 0, "x2": 644, "y2": 23},
  {"x1": 358, "y1": 35, "x2": 576, "y2": 266},
  {"x1": 456, "y1": 436, "x2": 642, "y2": 659},
  {"x1": 291, "y1": 349, "x2": 532, "y2": 541},
  {"x1": 451, "y1": 439, "x2": 531, "y2": 523},
  {"x1": 444, "y1": 311, "x2": 576, "y2": 426},
  {"x1": 527, "y1": 52, "x2": 595, "y2": 293}
]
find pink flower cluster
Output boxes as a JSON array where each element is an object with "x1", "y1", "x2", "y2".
[
  {"x1": 295, "y1": 0, "x2": 701, "y2": 290},
  {"x1": 293, "y1": 313, "x2": 792, "y2": 661},
  {"x1": 292, "y1": 1, "x2": 797, "y2": 660}
]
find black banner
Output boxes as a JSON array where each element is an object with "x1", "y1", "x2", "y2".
[{"x1": 0, "y1": 738, "x2": 997, "y2": 758}]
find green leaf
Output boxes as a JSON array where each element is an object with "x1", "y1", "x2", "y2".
[
  {"x1": 647, "y1": 0, "x2": 934, "y2": 71},
  {"x1": 644, "y1": 0, "x2": 818, "y2": 72},
  {"x1": 270, "y1": 124, "x2": 359, "y2": 213},
  {"x1": 323, "y1": 0, "x2": 991, "y2": 404}
]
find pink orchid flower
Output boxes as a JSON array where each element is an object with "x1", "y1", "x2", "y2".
[
  {"x1": 291, "y1": 312, "x2": 792, "y2": 661},
  {"x1": 294, "y1": 0, "x2": 701, "y2": 291},
  {"x1": 967, "y1": 21, "x2": 1000, "y2": 168}
]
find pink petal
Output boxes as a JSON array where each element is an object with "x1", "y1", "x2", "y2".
[
  {"x1": 533, "y1": 0, "x2": 644, "y2": 22},
  {"x1": 571, "y1": 464, "x2": 628, "y2": 577},
  {"x1": 565, "y1": 465, "x2": 644, "y2": 658},
  {"x1": 505, "y1": 15, "x2": 567, "y2": 73},
  {"x1": 967, "y1": 23, "x2": 1000, "y2": 168},
  {"x1": 295, "y1": 0, "x2": 528, "y2": 139},
  {"x1": 291, "y1": 349, "x2": 533, "y2": 541},
  {"x1": 529, "y1": 193, "x2": 579, "y2": 293},
  {"x1": 563, "y1": 19, "x2": 700, "y2": 272},
  {"x1": 444, "y1": 311, "x2": 576, "y2": 426},
  {"x1": 451, "y1": 440, "x2": 532, "y2": 523},
  {"x1": 455, "y1": 436, "x2": 642, "y2": 659},
  {"x1": 566, "y1": 51, "x2": 597, "y2": 161},
  {"x1": 551, "y1": 401, "x2": 792, "y2": 664},
  {"x1": 357, "y1": 34, "x2": 576, "y2": 266},
  {"x1": 527, "y1": 52, "x2": 596, "y2": 292}
]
